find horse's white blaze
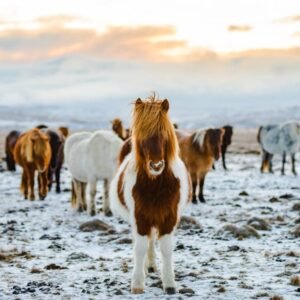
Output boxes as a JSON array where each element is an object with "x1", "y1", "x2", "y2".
[{"x1": 65, "y1": 130, "x2": 123, "y2": 215}]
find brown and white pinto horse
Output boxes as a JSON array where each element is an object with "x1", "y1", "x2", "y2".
[
  {"x1": 110, "y1": 97, "x2": 190, "y2": 294},
  {"x1": 111, "y1": 118, "x2": 130, "y2": 141},
  {"x1": 176, "y1": 128, "x2": 224, "y2": 203},
  {"x1": 5, "y1": 130, "x2": 21, "y2": 171},
  {"x1": 14, "y1": 129, "x2": 51, "y2": 200}
]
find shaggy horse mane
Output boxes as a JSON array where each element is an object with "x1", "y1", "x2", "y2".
[
  {"x1": 131, "y1": 95, "x2": 178, "y2": 164},
  {"x1": 21, "y1": 129, "x2": 49, "y2": 162}
]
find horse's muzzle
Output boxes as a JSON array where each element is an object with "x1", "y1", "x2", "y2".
[{"x1": 149, "y1": 160, "x2": 165, "y2": 175}]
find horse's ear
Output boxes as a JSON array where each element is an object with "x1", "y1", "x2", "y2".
[
  {"x1": 135, "y1": 98, "x2": 142, "y2": 105},
  {"x1": 162, "y1": 99, "x2": 169, "y2": 112}
]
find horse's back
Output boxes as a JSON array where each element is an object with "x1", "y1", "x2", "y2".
[
  {"x1": 260, "y1": 122, "x2": 300, "y2": 154},
  {"x1": 86, "y1": 130, "x2": 123, "y2": 179}
]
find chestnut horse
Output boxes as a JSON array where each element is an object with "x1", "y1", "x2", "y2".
[
  {"x1": 111, "y1": 118, "x2": 130, "y2": 141},
  {"x1": 110, "y1": 97, "x2": 190, "y2": 294},
  {"x1": 176, "y1": 128, "x2": 224, "y2": 203},
  {"x1": 5, "y1": 130, "x2": 21, "y2": 171},
  {"x1": 14, "y1": 129, "x2": 51, "y2": 200}
]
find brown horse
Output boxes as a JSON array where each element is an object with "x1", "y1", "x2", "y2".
[
  {"x1": 5, "y1": 130, "x2": 21, "y2": 171},
  {"x1": 110, "y1": 97, "x2": 190, "y2": 294},
  {"x1": 46, "y1": 129, "x2": 65, "y2": 193},
  {"x1": 14, "y1": 129, "x2": 51, "y2": 200},
  {"x1": 221, "y1": 125, "x2": 233, "y2": 170},
  {"x1": 176, "y1": 128, "x2": 224, "y2": 203},
  {"x1": 111, "y1": 118, "x2": 130, "y2": 141}
]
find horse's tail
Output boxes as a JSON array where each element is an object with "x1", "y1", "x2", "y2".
[
  {"x1": 257, "y1": 126, "x2": 263, "y2": 144},
  {"x1": 71, "y1": 181, "x2": 77, "y2": 208}
]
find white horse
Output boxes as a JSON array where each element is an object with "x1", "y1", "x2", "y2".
[
  {"x1": 258, "y1": 121, "x2": 300, "y2": 175},
  {"x1": 110, "y1": 98, "x2": 191, "y2": 294},
  {"x1": 65, "y1": 130, "x2": 123, "y2": 216}
]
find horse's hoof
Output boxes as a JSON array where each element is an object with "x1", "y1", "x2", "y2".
[
  {"x1": 148, "y1": 267, "x2": 156, "y2": 273},
  {"x1": 131, "y1": 288, "x2": 144, "y2": 294},
  {"x1": 192, "y1": 198, "x2": 197, "y2": 204},
  {"x1": 199, "y1": 198, "x2": 206, "y2": 203},
  {"x1": 90, "y1": 210, "x2": 96, "y2": 217},
  {"x1": 39, "y1": 196, "x2": 46, "y2": 201},
  {"x1": 56, "y1": 189, "x2": 61, "y2": 194},
  {"x1": 104, "y1": 210, "x2": 112, "y2": 217},
  {"x1": 77, "y1": 206, "x2": 84, "y2": 213},
  {"x1": 165, "y1": 287, "x2": 176, "y2": 294},
  {"x1": 29, "y1": 196, "x2": 35, "y2": 201}
]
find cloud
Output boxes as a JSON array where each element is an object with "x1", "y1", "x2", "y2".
[
  {"x1": 227, "y1": 25, "x2": 252, "y2": 32},
  {"x1": 36, "y1": 15, "x2": 83, "y2": 27},
  {"x1": 0, "y1": 24, "x2": 187, "y2": 61},
  {"x1": 274, "y1": 15, "x2": 300, "y2": 23}
]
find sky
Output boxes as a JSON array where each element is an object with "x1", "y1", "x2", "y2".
[{"x1": 0, "y1": 0, "x2": 300, "y2": 125}]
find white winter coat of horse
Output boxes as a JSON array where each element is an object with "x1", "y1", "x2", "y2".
[
  {"x1": 258, "y1": 121, "x2": 300, "y2": 175},
  {"x1": 65, "y1": 130, "x2": 123, "y2": 215}
]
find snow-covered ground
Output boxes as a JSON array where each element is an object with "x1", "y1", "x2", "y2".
[{"x1": 0, "y1": 153, "x2": 299, "y2": 300}]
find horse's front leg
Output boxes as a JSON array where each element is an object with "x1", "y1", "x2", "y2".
[
  {"x1": 159, "y1": 233, "x2": 176, "y2": 294},
  {"x1": 190, "y1": 173, "x2": 197, "y2": 204},
  {"x1": 222, "y1": 148, "x2": 227, "y2": 170},
  {"x1": 55, "y1": 166, "x2": 61, "y2": 193},
  {"x1": 132, "y1": 233, "x2": 148, "y2": 294},
  {"x1": 198, "y1": 175, "x2": 206, "y2": 203},
  {"x1": 38, "y1": 171, "x2": 48, "y2": 200},
  {"x1": 281, "y1": 152, "x2": 286, "y2": 175},
  {"x1": 21, "y1": 170, "x2": 28, "y2": 199},
  {"x1": 291, "y1": 154, "x2": 297, "y2": 175},
  {"x1": 28, "y1": 167, "x2": 35, "y2": 201},
  {"x1": 88, "y1": 180, "x2": 97, "y2": 216},
  {"x1": 146, "y1": 232, "x2": 157, "y2": 273}
]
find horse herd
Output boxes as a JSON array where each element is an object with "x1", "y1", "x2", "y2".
[{"x1": 3, "y1": 97, "x2": 300, "y2": 294}]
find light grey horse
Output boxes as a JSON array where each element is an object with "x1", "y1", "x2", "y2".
[{"x1": 257, "y1": 121, "x2": 300, "y2": 175}]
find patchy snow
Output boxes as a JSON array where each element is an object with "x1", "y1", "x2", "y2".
[{"x1": 0, "y1": 154, "x2": 299, "y2": 299}]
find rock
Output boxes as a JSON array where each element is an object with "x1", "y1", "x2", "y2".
[
  {"x1": 217, "y1": 286, "x2": 226, "y2": 293},
  {"x1": 269, "y1": 197, "x2": 280, "y2": 203},
  {"x1": 179, "y1": 216, "x2": 202, "y2": 230},
  {"x1": 247, "y1": 217, "x2": 270, "y2": 231},
  {"x1": 31, "y1": 267, "x2": 43, "y2": 273},
  {"x1": 279, "y1": 193, "x2": 294, "y2": 199},
  {"x1": 39, "y1": 234, "x2": 61, "y2": 240},
  {"x1": 291, "y1": 225, "x2": 300, "y2": 237},
  {"x1": 45, "y1": 263, "x2": 68, "y2": 270},
  {"x1": 270, "y1": 296, "x2": 284, "y2": 300},
  {"x1": 66, "y1": 252, "x2": 92, "y2": 262},
  {"x1": 218, "y1": 224, "x2": 260, "y2": 239},
  {"x1": 290, "y1": 275, "x2": 300, "y2": 286},
  {"x1": 79, "y1": 219, "x2": 116, "y2": 233},
  {"x1": 179, "y1": 288, "x2": 195, "y2": 296},
  {"x1": 239, "y1": 191, "x2": 249, "y2": 196},
  {"x1": 292, "y1": 203, "x2": 300, "y2": 211},
  {"x1": 228, "y1": 245, "x2": 240, "y2": 251},
  {"x1": 116, "y1": 237, "x2": 132, "y2": 244}
]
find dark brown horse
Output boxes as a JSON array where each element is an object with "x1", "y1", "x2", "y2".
[
  {"x1": 5, "y1": 130, "x2": 21, "y2": 171},
  {"x1": 46, "y1": 130, "x2": 65, "y2": 193},
  {"x1": 14, "y1": 129, "x2": 51, "y2": 200}
]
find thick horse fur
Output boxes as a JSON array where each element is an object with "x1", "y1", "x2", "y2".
[
  {"x1": 5, "y1": 130, "x2": 21, "y2": 171},
  {"x1": 110, "y1": 96, "x2": 190, "y2": 294},
  {"x1": 257, "y1": 121, "x2": 300, "y2": 175},
  {"x1": 176, "y1": 128, "x2": 224, "y2": 203},
  {"x1": 111, "y1": 118, "x2": 130, "y2": 141},
  {"x1": 46, "y1": 130, "x2": 65, "y2": 193},
  {"x1": 14, "y1": 128, "x2": 51, "y2": 201},
  {"x1": 64, "y1": 130, "x2": 123, "y2": 216}
]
